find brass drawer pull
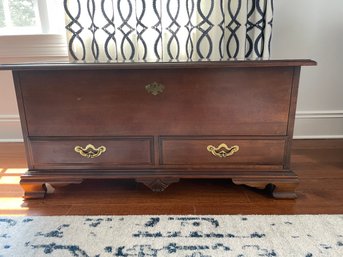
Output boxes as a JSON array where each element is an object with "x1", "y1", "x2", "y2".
[
  {"x1": 207, "y1": 143, "x2": 239, "y2": 158},
  {"x1": 74, "y1": 144, "x2": 106, "y2": 158},
  {"x1": 145, "y1": 82, "x2": 165, "y2": 95}
]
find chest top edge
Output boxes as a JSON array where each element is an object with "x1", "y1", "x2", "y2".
[{"x1": 0, "y1": 59, "x2": 316, "y2": 71}]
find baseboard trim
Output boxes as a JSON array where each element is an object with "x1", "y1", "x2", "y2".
[
  {"x1": 0, "y1": 139, "x2": 24, "y2": 142},
  {"x1": 0, "y1": 114, "x2": 20, "y2": 122},
  {"x1": 293, "y1": 135, "x2": 343, "y2": 139},
  {"x1": 294, "y1": 110, "x2": 343, "y2": 139},
  {"x1": 0, "y1": 115, "x2": 22, "y2": 141},
  {"x1": 296, "y1": 110, "x2": 343, "y2": 119}
]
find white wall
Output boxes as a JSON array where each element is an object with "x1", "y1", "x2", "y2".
[
  {"x1": 0, "y1": 0, "x2": 342, "y2": 141},
  {"x1": 272, "y1": 0, "x2": 343, "y2": 138}
]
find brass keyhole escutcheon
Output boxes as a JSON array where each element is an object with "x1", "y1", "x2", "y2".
[
  {"x1": 207, "y1": 143, "x2": 239, "y2": 158},
  {"x1": 145, "y1": 82, "x2": 165, "y2": 96},
  {"x1": 74, "y1": 144, "x2": 106, "y2": 158}
]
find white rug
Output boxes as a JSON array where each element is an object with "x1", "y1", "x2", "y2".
[{"x1": 0, "y1": 215, "x2": 342, "y2": 257}]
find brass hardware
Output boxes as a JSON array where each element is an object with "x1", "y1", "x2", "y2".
[
  {"x1": 145, "y1": 82, "x2": 165, "y2": 95},
  {"x1": 74, "y1": 144, "x2": 106, "y2": 158},
  {"x1": 207, "y1": 143, "x2": 239, "y2": 158}
]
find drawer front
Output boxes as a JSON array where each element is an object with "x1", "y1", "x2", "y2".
[
  {"x1": 20, "y1": 67, "x2": 293, "y2": 136},
  {"x1": 160, "y1": 138, "x2": 285, "y2": 166},
  {"x1": 29, "y1": 138, "x2": 153, "y2": 169}
]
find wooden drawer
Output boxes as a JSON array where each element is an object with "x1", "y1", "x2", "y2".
[
  {"x1": 29, "y1": 137, "x2": 153, "y2": 169},
  {"x1": 19, "y1": 67, "x2": 293, "y2": 136},
  {"x1": 160, "y1": 138, "x2": 285, "y2": 166}
]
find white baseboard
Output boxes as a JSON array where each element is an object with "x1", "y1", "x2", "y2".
[
  {"x1": 0, "y1": 114, "x2": 20, "y2": 122},
  {"x1": 294, "y1": 110, "x2": 343, "y2": 139},
  {"x1": 0, "y1": 111, "x2": 342, "y2": 142},
  {"x1": 295, "y1": 110, "x2": 343, "y2": 119},
  {"x1": 0, "y1": 139, "x2": 24, "y2": 142},
  {"x1": 0, "y1": 115, "x2": 22, "y2": 141},
  {"x1": 293, "y1": 135, "x2": 343, "y2": 139}
]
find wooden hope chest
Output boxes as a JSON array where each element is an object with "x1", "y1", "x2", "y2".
[{"x1": 1, "y1": 60, "x2": 316, "y2": 199}]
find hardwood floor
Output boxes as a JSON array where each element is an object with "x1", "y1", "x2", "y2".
[{"x1": 0, "y1": 140, "x2": 342, "y2": 215}]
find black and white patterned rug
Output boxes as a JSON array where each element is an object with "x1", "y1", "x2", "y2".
[{"x1": 0, "y1": 215, "x2": 342, "y2": 257}]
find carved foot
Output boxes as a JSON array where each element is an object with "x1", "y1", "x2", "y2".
[
  {"x1": 136, "y1": 178, "x2": 180, "y2": 192},
  {"x1": 232, "y1": 178, "x2": 299, "y2": 199},
  {"x1": 20, "y1": 183, "x2": 47, "y2": 199},
  {"x1": 270, "y1": 182, "x2": 298, "y2": 199},
  {"x1": 20, "y1": 176, "x2": 83, "y2": 199}
]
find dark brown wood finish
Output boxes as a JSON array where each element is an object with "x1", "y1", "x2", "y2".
[
  {"x1": 19, "y1": 68, "x2": 293, "y2": 136},
  {"x1": 135, "y1": 178, "x2": 180, "y2": 192},
  {"x1": 1, "y1": 60, "x2": 316, "y2": 199},
  {"x1": 29, "y1": 137, "x2": 154, "y2": 169},
  {"x1": 160, "y1": 138, "x2": 286, "y2": 166},
  {"x1": 284, "y1": 67, "x2": 301, "y2": 169},
  {"x1": 0, "y1": 59, "x2": 317, "y2": 70},
  {"x1": 0, "y1": 140, "x2": 342, "y2": 215}
]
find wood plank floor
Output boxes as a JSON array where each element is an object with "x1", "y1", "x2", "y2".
[{"x1": 0, "y1": 140, "x2": 342, "y2": 216}]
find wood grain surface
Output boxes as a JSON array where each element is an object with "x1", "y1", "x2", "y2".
[
  {"x1": 19, "y1": 68, "x2": 292, "y2": 136},
  {"x1": 6, "y1": 61, "x2": 316, "y2": 199},
  {"x1": 0, "y1": 140, "x2": 342, "y2": 215}
]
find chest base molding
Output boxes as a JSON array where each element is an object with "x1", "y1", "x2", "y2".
[{"x1": 20, "y1": 170, "x2": 298, "y2": 199}]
